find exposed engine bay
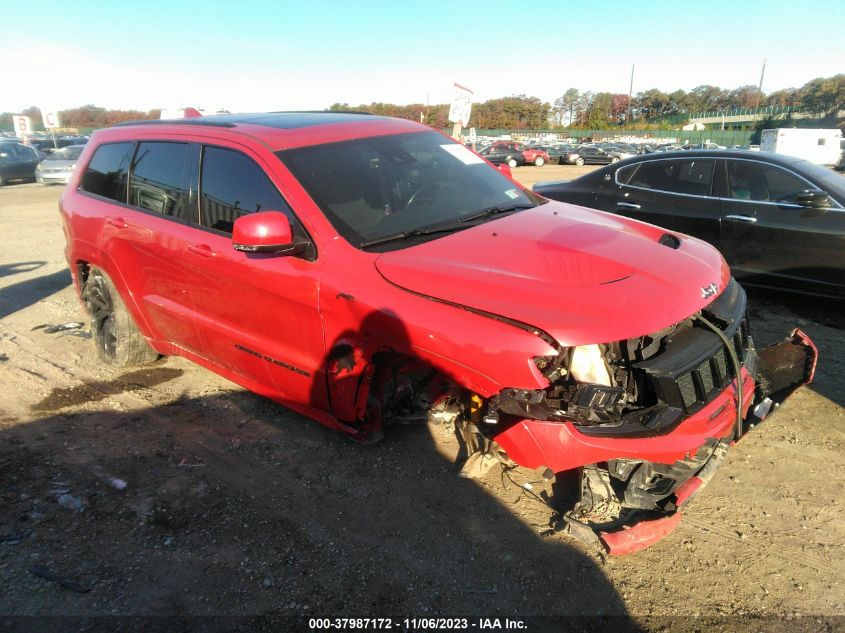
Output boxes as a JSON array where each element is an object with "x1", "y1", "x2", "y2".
[
  {"x1": 349, "y1": 278, "x2": 816, "y2": 554},
  {"x1": 489, "y1": 278, "x2": 759, "y2": 436}
]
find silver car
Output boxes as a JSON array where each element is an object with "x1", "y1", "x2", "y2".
[{"x1": 35, "y1": 144, "x2": 86, "y2": 185}]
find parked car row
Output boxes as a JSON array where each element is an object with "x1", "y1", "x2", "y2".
[
  {"x1": 0, "y1": 138, "x2": 88, "y2": 186},
  {"x1": 476, "y1": 141, "x2": 550, "y2": 167},
  {"x1": 29, "y1": 135, "x2": 90, "y2": 153}
]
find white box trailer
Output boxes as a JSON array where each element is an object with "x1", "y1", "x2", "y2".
[{"x1": 759, "y1": 128, "x2": 842, "y2": 165}]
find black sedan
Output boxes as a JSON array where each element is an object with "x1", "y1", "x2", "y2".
[
  {"x1": 561, "y1": 146, "x2": 625, "y2": 166},
  {"x1": 0, "y1": 141, "x2": 41, "y2": 185},
  {"x1": 533, "y1": 150, "x2": 845, "y2": 299},
  {"x1": 477, "y1": 144, "x2": 525, "y2": 168},
  {"x1": 532, "y1": 144, "x2": 576, "y2": 160}
]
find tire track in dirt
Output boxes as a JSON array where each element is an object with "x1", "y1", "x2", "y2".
[{"x1": 680, "y1": 515, "x2": 836, "y2": 574}]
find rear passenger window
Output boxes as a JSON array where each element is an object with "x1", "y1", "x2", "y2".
[
  {"x1": 199, "y1": 146, "x2": 293, "y2": 233},
  {"x1": 628, "y1": 159, "x2": 714, "y2": 196},
  {"x1": 129, "y1": 142, "x2": 191, "y2": 219},
  {"x1": 628, "y1": 161, "x2": 677, "y2": 190},
  {"x1": 673, "y1": 160, "x2": 714, "y2": 195},
  {"x1": 81, "y1": 142, "x2": 134, "y2": 202}
]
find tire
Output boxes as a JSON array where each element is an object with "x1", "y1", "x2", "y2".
[
  {"x1": 611, "y1": 157, "x2": 620, "y2": 164},
  {"x1": 0, "y1": 173, "x2": 6, "y2": 186},
  {"x1": 575, "y1": 157, "x2": 585, "y2": 166},
  {"x1": 82, "y1": 267, "x2": 158, "y2": 367},
  {"x1": 506, "y1": 158, "x2": 518, "y2": 168},
  {"x1": 533, "y1": 156, "x2": 545, "y2": 167}
]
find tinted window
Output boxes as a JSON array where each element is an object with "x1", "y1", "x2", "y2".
[
  {"x1": 129, "y1": 142, "x2": 191, "y2": 219},
  {"x1": 15, "y1": 144, "x2": 37, "y2": 160},
  {"x1": 199, "y1": 146, "x2": 295, "y2": 234},
  {"x1": 629, "y1": 159, "x2": 714, "y2": 196},
  {"x1": 726, "y1": 160, "x2": 807, "y2": 203},
  {"x1": 81, "y1": 142, "x2": 134, "y2": 202}
]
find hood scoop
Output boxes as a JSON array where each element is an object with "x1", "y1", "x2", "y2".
[{"x1": 658, "y1": 233, "x2": 681, "y2": 249}]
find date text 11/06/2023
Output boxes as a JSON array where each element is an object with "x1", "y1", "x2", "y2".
[{"x1": 308, "y1": 617, "x2": 527, "y2": 630}]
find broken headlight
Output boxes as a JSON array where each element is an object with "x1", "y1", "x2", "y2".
[
  {"x1": 569, "y1": 345, "x2": 612, "y2": 387},
  {"x1": 493, "y1": 345, "x2": 624, "y2": 425}
]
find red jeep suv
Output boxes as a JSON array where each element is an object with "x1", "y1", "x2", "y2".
[{"x1": 59, "y1": 112, "x2": 816, "y2": 554}]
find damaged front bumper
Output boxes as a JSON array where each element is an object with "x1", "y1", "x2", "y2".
[{"x1": 493, "y1": 328, "x2": 818, "y2": 555}]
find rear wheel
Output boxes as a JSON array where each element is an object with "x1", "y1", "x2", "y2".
[
  {"x1": 82, "y1": 267, "x2": 158, "y2": 367},
  {"x1": 0, "y1": 173, "x2": 6, "y2": 186},
  {"x1": 533, "y1": 156, "x2": 545, "y2": 167},
  {"x1": 506, "y1": 157, "x2": 518, "y2": 168},
  {"x1": 575, "y1": 157, "x2": 585, "y2": 166}
]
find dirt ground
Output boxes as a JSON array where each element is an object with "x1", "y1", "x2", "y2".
[{"x1": 0, "y1": 178, "x2": 843, "y2": 630}]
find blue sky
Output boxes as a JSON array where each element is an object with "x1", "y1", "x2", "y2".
[{"x1": 5, "y1": 0, "x2": 844, "y2": 113}]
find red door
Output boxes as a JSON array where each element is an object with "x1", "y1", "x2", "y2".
[{"x1": 182, "y1": 143, "x2": 328, "y2": 410}]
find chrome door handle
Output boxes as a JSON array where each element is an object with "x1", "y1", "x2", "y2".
[
  {"x1": 725, "y1": 214, "x2": 757, "y2": 223},
  {"x1": 105, "y1": 216, "x2": 127, "y2": 228},
  {"x1": 616, "y1": 202, "x2": 641, "y2": 210}
]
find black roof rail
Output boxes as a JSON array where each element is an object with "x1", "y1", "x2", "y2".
[
  {"x1": 270, "y1": 110, "x2": 375, "y2": 116},
  {"x1": 113, "y1": 119, "x2": 237, "y2": 128}
]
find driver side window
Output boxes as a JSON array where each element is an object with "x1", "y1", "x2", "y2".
[{"x1": 199, "y1": 146, "x2": 314, "y2": 259}]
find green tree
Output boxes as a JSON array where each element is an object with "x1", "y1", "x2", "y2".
[
  {"x1": 561, "y1": 88, "x2": 580, "y2": 127},
  {"x1": 585, "y1": 92, "x2": 614, "y2": 128},
  {"x1": 765, "y1": 88, "x2": 801, "y2": 107},
  {"x1": 728, "y1": 84, "x2": 764, "y2": 109},
  {"x1": 635, "y1": 89, "x2": 670, "y2": 119},
  {"x1": 799, "y1": 74, "x2": 845, "y2": 115},
  {"x1": 686, "y1": 85, "x2": 729, "y2": 114}
]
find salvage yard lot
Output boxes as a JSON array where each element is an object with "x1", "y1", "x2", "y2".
[{"x1": 0, "y1": 177, "x2": 843, "y2": 626}]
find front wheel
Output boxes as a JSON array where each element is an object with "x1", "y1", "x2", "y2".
[
  {"x1": 506, "y1": 158, "x2": 518, "y2": 168},
  {"x1": 611, "y1": 157, "x2": 620, "y2": 164},
  {"x1": 82, "y1": 267, "x2": 158, "y2": 367},
  {"x1": 575, "y1": 157, "x2": 585, "y2": 166},
  {"x1": 533, "y1": 156, "x2": 545, "y2": 167}
]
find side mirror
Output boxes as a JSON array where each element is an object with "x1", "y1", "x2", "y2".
[
  {"x1": 497, "y1": 163, "x2": 513, "y2": 178},
  {"x1": 232, "y1": 211, "x2": 306, "y2": 255},
  {"x1": 795, "y1": 189, "x2": 831, "y2": 209}
]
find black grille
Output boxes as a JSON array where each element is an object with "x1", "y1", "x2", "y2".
[
  {"x1": 677, "y1": 373, "x2": 697, "y2": 409},
  {"x1": 655, "y1": 314, "x2": 751, "y2": 415},
  {"x1": 577, "y1": 278, "x2": 752, "y2": 438}
]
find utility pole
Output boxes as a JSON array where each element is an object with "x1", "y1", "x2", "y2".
[
  {"x1": 627, "y1": 64, "x2": 635, "y2": 124},
  {"x1": 755, "y1": 59, "x2": 766, "y2": 109}
]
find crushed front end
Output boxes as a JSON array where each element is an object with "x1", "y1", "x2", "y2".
[{"x1": 477, "y1": 279, "x2": 817, "y2": 554}]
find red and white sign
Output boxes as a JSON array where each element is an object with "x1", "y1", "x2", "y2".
[
  {"x1": 13, "y1": 115, "x2": 31, "y2": 138},
  {"x1": 448, "y1": 82, "x2": 473, "y2": 127},
  {"x1": 41, "y1": 109, "x2": 61, "y2": 129}
]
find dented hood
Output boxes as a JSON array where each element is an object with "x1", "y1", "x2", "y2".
[{"x1": 374, "y1": 203, "x2": 731, "y2": 345}]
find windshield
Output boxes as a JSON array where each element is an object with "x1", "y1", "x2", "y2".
[
  {"x1": 277, "y1": 131, "x2": 544, "y2": 248},
  {"x1": 45, "y1": 145, "x2": 84, "y2": 161}
]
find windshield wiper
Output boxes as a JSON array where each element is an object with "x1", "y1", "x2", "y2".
[
  {"x1": 359, "y1": 203, "x2": 536, "y2": 249},
  {"x1": 457, "y1": 203, "x2": 535, "y2": 223},
  {"x1": 359, "y1": 225, "x2": 470, "y2": 249}
]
